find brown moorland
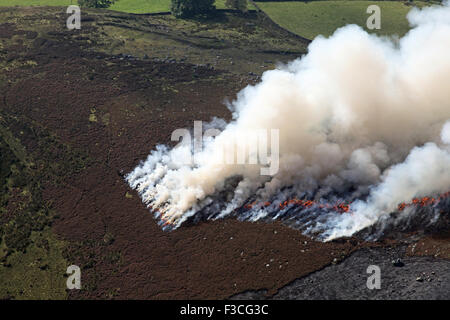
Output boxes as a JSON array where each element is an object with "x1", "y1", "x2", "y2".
[{"x1": 0, "y1": 7, "x2": 447, "y2": 299}]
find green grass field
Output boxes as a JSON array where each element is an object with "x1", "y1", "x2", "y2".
[
  {"x1": 110, "y1": 0, "x2": 174, "y2": 13},
  {"x1": 0, "y1": 0, "x2": 72, "y2": 5},
  {"x1": 0, "y1": 1, "x2": 435, "y2": 42},
  {"x1": 0, "y1": 0, "x2": 251, "y2": 12},
  {"x1": 110, "y1": 0, "x2": 239, "y2": 12},
  {"x1": 257, "y1": 1, "x2": 431, "y2": 39}
]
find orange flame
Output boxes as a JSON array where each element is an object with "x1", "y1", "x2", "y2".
[
  {"x1": 159, "y1": 191, "x2": 450, "y2": 227},
  {"x1": 243, "y1": 191, "x2": 450, "y2": 214},
  {"x1": 398, "y1": 191, "x2": 450, "y2": 211},
  {"x1": 244, "y1": 198, "x2": 351, "y2": 213}
]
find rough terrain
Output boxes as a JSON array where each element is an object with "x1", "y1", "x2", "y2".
[{"x1": 0, "y1": 6, "x2": 448, "y2": 299}]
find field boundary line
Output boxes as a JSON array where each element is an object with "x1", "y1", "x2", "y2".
[{"x1": 248, "y1": 0, "x2": 312, "y2": 43}]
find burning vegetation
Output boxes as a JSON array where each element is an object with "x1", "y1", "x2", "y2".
[{"x1": 127, "y1": 3, "x2": 450, "y2": 241}]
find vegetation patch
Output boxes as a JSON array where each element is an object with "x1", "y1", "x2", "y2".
[
  {"x1": 0, "y1": 135, "x2": 68, "y2": 299},
  {"x1": 0, "y1": 0, "x2": 253, "y2": 12},
  {"x1": 0, "y1": 228, "x2": 68, "y2": 300},
  {"x1": 257, "y1": 1, "x2": 432, "y2": 39}
]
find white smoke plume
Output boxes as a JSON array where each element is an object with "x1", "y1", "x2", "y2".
[
  {"x1": 442, "y1": 121, "x2": 450, "y2": 145},
  {"x1": 127, "y1": 3, "x2": 450, "y2": 240}
]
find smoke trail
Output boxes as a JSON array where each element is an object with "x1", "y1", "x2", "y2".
[
  {"x1": 127, "y1": 3, "x2": 450, "y2": 239},
  {"x1": 320, "y1": 124, "x2": 450, "y2": 241}
]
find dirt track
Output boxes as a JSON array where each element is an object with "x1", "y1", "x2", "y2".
[{"x1": 0, "y1": 7, "x2": 448, "y2": 299}]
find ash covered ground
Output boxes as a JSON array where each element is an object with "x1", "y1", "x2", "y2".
[{"x1": 0, "y1": 6, "x2": 448, "y2": 299}]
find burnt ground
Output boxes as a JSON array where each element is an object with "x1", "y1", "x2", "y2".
[
  {"x1": 231, "y1": 246, "x2": 450, "y2": 300},
  {"x1": 0, "y1": 7, "x2": 448, "y2": 300}
]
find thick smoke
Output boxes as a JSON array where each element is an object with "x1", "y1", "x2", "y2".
[
  {"x1": 442, "y1": 121, "x2": 450, "y2": 145},
  {"x1": 127, "y1": 3, "x2": 450, "y2": 240},
  {"x1": 321, "y1": 132, "x2": 450, "y2": 240}
]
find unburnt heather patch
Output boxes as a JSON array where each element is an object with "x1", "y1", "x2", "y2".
[
  {"x1": 0, "y1": 132, "x2": 68, "y2": 299},
  {"x1": 406, "y1": 229, "x2": 450, "y2": 260},
  {"x1": 0, "y1": 7, "x2": 308, "y2": 77},
  {"x1": 0, "y1": 138, "x2": 18, "y2": 226},
  {"x1": 0, "y1": 6, "x2": 314, "y2": 299}
]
